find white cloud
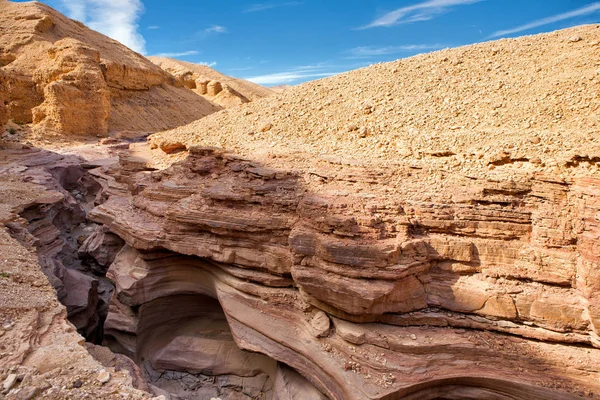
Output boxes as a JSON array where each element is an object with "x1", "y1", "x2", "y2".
[
  {"x1": 196, "y1": 61, "x2": 217, "y2": 67},
  {"x1": 148, "y1": 25, "x2": 160, "y2": 30},
  {"x1": 247, "y1": 71, "x2": 339, "y2": 85},
  {"x1": 489, "y1": 2, "x2": 600, "y2": 38},
  {"x1": 60, "y1": 0, "x2": 147, "y2": 54},
  {"x1": 151, "y1": 50, "x2": 200, "y2": 58},
  {"x1": 205, "y1": 25, "x2": 227, "y2": 34},
  {"x1": 244, "y1": 2, "x2": 302, "y2": 13},
  {"x1": 347, "y1": 44, "x2": 445, "y2": 58},
  {"x1": 61, "y1": 0, "x2": 86, "y2": 21},
  {"x1": 361, "y1": 0, "x2": 483, "y2": 29},
  {"x1": 246, "y1": 64, "x2": 342, "y2": 85}
]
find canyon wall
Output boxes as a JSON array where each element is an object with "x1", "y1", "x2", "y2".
[{"x1": 88, "y1": 146, "x2": 600, "y2": 399}]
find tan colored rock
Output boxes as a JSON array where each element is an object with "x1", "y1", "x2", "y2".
[
  {"x1": 97, "y1": 370, "x2": 111, "y2": 384},
  {"x1": 206, "y1": 80, "x2": 223, "y2": 96},
  {"x1": 3, "y1": 373, "x2": 17, "y2": 391},
  {"x1": 159, "y1": 141, "x2": 187, "y2": 154},
  {"x1": 0, "y1": 1, "x2": 224, "y2": 136},
  {"x1": 149, "y1": 56, "x2": 273, "y2": 102},
  {"x1": 309, "y1": 311, "x2": 330, "y2": 338},
  {"x1": 31, "y1": 38, "x2": 110, "y2": 136}
]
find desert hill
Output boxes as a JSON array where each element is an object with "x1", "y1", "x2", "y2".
[
  {"x1": 0, "y1": 0, "x2": 269, "y2": 137},
  {"x1": 149, "y1": 56, "x2": 274, "y2": 107},
  {"x1": 152, "y1": 24, "x2": 600, "y2": 182}
]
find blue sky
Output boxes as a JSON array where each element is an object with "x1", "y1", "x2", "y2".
[{"x1": 17, "y1": 0, "x2": 600, "y2": 86}]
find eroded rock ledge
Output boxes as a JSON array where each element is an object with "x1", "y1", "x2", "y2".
[{"x1": 90, "y1": 146, "x2": 600, "y2": 399}]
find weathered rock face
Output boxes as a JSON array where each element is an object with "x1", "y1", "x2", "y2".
[
  {"x1": 0, "y1": 69, "x2": 8, "y2": 128},
  {"x1": 90, "y1": 147, "x2": 600, "y2": 399},
  {"x1": 31, "y1": 38, "x2": 111, "y2": 136},
  {"x1": 0, "y1": 1, "x2": 221, "y2": 135},
  {"x1": 0, "y1": 148, "x2": 150, "y2": 399},
  {"x1": 148, "y1": 57, "x2": 274, "y2": 108},
  {"x1": 1, "y1": 148, "x2": 121, "y2": 342}
]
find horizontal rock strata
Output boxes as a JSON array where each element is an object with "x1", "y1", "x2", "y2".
[{"x1": 90, "y1": 147, "x2": 600, "y2": 399}]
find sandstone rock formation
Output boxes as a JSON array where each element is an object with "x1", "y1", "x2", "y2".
[
  {"x1": 99, "y1": 24, "x2": 600, "y2": 399},
  {"x1": 0, "y1": 148, "x2": 151, "y2": 399},
  {"x1": 149, "y1": 57, "x2": 274, "y2": 108},
  {"x1": 0, "y1": 0, "x2": 222, "y2": 136},
  {"x1": 2, "y1": 7, "x2": 600, "y2": 399},
  {"x1": 89, "y1": 144, "x2": 600, "y2": 399}
]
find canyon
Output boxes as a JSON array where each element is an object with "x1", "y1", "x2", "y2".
[{"x1": 1, "y1": 1, "x2": 600, "y2": 399}]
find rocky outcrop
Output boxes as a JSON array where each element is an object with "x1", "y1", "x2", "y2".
[
  {"x1": 149, "y1": 57, "x2": 274, "y2": 108},
  {"x1": 1, "y1": 148, "x2": 120, "y2": 342},
  {"x1": 31, "y1": 38, "x2": 111, "y2": 136},
  {"x1": 0, "y1": 149, "x2": 150, "y2": 399},
  {"x1": 0, "y1": 1, "x2": 221, "y2": 136},
  {"x1": 90, "y1": 146, "x2": 600, "y2": 399},
  {"x1": 0, "y1": 69, "x2": 8, "y2": 128}
]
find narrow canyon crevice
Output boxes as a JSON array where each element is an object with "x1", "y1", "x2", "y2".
[{"x1": 3, "y1": 147, "x2": 324, "y2": 400}]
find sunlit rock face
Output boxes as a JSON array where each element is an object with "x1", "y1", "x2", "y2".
[{"x1": 91, "y1": 147, "x2": 600, "y2": 399}]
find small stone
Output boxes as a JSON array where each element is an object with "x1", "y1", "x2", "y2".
[
  {"x1": 72, "y1": 379, "x2": 83, "y2": 388},
  {"x1": 530, "y1": 157, "x2": 542, "y2": 165},
  {"x1": 260, "y1": 123, "x2": 273, "y2": 132},
  {"x1": 410, "y1": 334, "x2": 417, "y2": 340},
  {"x1": 16, "y1": 386, "x2": 40, "y2": 400},
  {"x1": 530, "y1": 136, "x2": 541, "y2": 144},
  {"x1": 568, "y1": 35, "x2": 582, "y2": 43},
  {"x1": 160, "y1": 142, "x2": 186, "y2": 154},
  {"x1": 97, "y1": 370, "x2": 110, "y2": 384},
  {"x1": 310, "y1": 311, "x2": 331, "y2": 338},
  {"x1": 3, "y1": 374, "x2": 17, "y2": 390}
]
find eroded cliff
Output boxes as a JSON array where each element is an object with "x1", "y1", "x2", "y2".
[
  {"x1": 0, "y1": 1, "x2": 270, "y2": 137},
  {"x1": 87, "y1": 144, "x2": 600, "y2": 399}
]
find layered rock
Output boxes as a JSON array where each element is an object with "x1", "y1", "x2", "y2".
[
  {"x1": 0, "y1": 149, "x2": 150, "y2": 399},
  {"x1": 90, "y1": 146, "x2": 600, "y2": 399},
  {"x1": 1, "y1": 148, "x2": 121, "y2": 342}
]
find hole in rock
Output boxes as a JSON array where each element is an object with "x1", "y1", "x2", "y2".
[{"x1": 120, "y1": 293, "x2": 278, "y2": 399}]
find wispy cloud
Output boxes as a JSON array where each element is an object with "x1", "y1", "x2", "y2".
[
  {"x1": 151, "y1": 50, "x2": 199, "y2": 58},
  {"x1": 197, "y1": 61, "x2": 217, "y2": 67},
  {"x1": 361, "y1": 0, "x2": 483, "y2": 29},
  {"x1": 228, "y1": 66, "x2": 254, "y2": 72},
  {"x1": 245, "y1": 64, "x2": 343, "y2": 85},
  {"x1": 60, "y1": 0, "x2": 147, "y2": 54},
  {"x1": 204, "y1": 25, "x2": 227, "y2": 34},
  {"x1": 346, "y1": 44, "x2": 445, "y2": 58},
  {"x1": 244, "y1": 2, "x2": 302, "y2": 13},
  {"x1": 147, "y1": 25, "x2": 160, "y2": 30},
  {"x1": 489, "y1": 2, "x2": 600, "y2": 38}
]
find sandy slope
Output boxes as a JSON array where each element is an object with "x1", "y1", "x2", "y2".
[{"x1": 152, "y1": 25, "x2": 600, "y2": 183}]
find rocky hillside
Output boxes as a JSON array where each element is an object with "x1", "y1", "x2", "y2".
[
  {"x1": 149, "y1": 57, "x2": 274, "y2": 107},
  {"x1": 152, "y1": 24, "x2": 600, "y2": 181},
  {"x1": 0, "y1": 1, "x2": 268, "y2": 137}
]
